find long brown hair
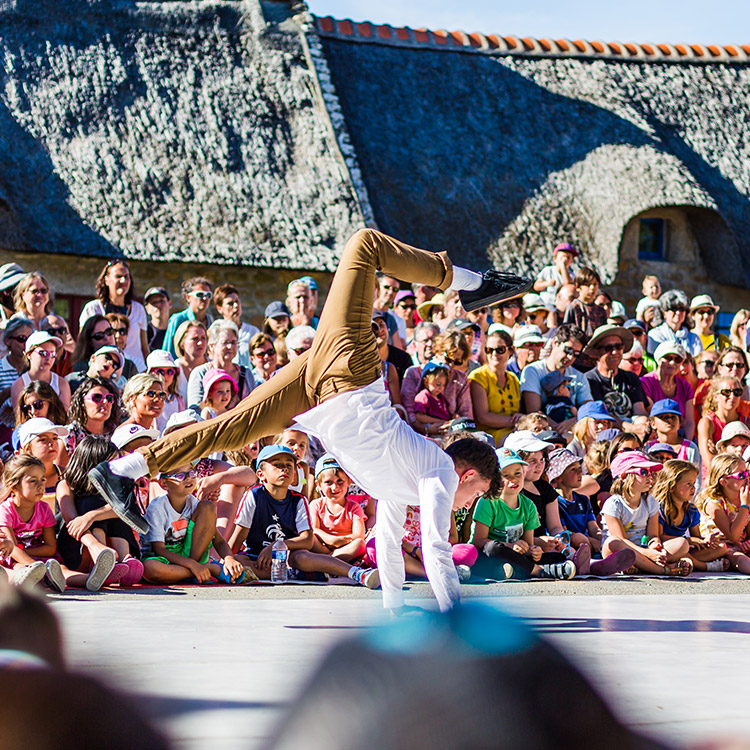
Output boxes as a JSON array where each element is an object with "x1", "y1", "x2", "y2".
[
  {"x1": 695, "y1": 452, "x2": 745, "y2": 513},
  {"x1": 1, "y1": 454, "x2": 44, "y2": 501},
  {"x1": 15, "y1": 381, "x2": 68, "y2": 426},
  {"x1": 652, "y1": 459, "x2": 699, "y2": 524},
  {"x1": 94, "y1": 259, "x2": 135, "y2": 305}
]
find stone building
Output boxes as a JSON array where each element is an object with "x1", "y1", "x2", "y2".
[{"x1": 1, "y1": 0, "x2": 749, "y2": 327}]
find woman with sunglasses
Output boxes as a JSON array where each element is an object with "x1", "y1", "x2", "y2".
[
  {"x1": 697, "y1": 376, "x2": 750, "y2": 483},
  {"x1": 729, "y1": 308, "x2": 750, "y2": 353},
  {"x1": 146, "y1": 350, "x2": 185, "y2": 432},
  {"x1": 468, "y1": 329, "x2": 521, "y2": 445},
  {"x1": 79, "y1": 260, "x2": 149, "y2": 371},
  {"x1": 70, "y1": 315, "x2": 117, "y2": 371},
  {"x1": 15, "y1": 381, "x2": 67, "y2": 428},
  {"x1": 696, "y1": 452, "x2": 750, "y2": 574},
  {"x1": 491, "y1": 297, "x2": 524, "y2": 331},
  {"x1": 693, "y1": 346, "x2": 750, "y2": 419},
  {"x1": 40, "y1": 314, "x2": 76, "y2": 378},
  {"x1": 640, "y1": 341, "x2": 696, "y2": 441},
  {"x1": 64, "y1": 377, "x2": 122, "y2": 456},
  {"x1": 0, "y1": 318, "x2": 33, "y2": 402},
  {"x1": 11, "y1": 272, "x2": 53, "y2": 331},
  {"x1": 689, "y1": 295, "x2": 730, "y2": 353},
  {"x1": 11, "y1": 331, "x2": 71, "y2": 411},
  {"x1": 121, "y1": 374, "x2": 166, "y2": 432},
  {"x1": 646, "y1": 289, "x2": 702, "y2": 357}
]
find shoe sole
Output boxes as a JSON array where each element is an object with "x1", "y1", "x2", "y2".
[
  {"x1": 45, "y1": 559, "x2": 66, "y2": 592},
  {"x1": 13, "y1": 562, "x2": 46, "y2": 589},
  {"x1": 364, "y1": 568, "x2": 380, "y2": 589},
  {"x1": 573, "y1": 545, "x2": 592, "y2": 575},
  {"x1": 86, "y1": 549, "x2": 116, "y2": 591},
  {"x1": 461, "y1": 278, "x2": 535, "y2": 312},
  {"x1": 589, "y1": 549, "x2": 637, "y2": 576},
  {"x1": 90, "y1": 467, "x2": 150, "y2": 535}
]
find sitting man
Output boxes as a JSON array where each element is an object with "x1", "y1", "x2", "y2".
[{"x1": 91, "y1": 228, "x2": 530, "y2": 612}]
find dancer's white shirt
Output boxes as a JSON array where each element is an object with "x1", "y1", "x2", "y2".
[{"x1": 295, "y1": 378, "x2": 461, "y2": 610}]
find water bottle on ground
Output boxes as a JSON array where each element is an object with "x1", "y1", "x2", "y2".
[{"x1": 271, "y1": 535, "x2": 288, "y2": 583}]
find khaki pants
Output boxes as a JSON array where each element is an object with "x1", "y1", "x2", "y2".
[{"x1": 140, "y1": 229, "x2": 453, "y2": 477}]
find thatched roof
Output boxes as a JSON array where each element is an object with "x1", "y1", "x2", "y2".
[
  {"x1": 0, "y1": 0, "x2": 364, "y2": 271},
  {"x1": 312, "y1": 16, "x2": 750, "y2": 286}
]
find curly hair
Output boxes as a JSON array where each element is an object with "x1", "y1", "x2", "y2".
[
  {"x1": 432, "y1": 330, "x2": 470, "y2": 363},
  {"x1": 67, "y1": 377, "x2": 122, "y2": 434},
  {"x1": 94, "y1": 260, "x2": 134, "y2": 306}
]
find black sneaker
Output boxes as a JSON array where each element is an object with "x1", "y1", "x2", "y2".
[
  {"x1": 90, "y1": 462, "x2": 150, "y2": 535},
  {"x1": 459, "y1": 270, "x2": 534, "y2": 312}
]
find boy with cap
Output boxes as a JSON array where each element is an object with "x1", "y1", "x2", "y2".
[
  {"x1": 645, "y1": 398, "x2": 701, "y2": 476},
  {"x1": 229, "y1": 445, "x2": 378, "y2": 586},
  {"x1": 144, "y1": 287, "x2": 172, "y2": 351},
  {"x1": 540, "y1": 371, "x2": 576, "y2": 425},
  {"x1": 92, "y1": 228, "x2": 531, "y2": 611}
]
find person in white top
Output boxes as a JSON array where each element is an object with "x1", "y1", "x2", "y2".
[
  {"x1": 79, "y1": 260, "x2": 149, "y2": 371},
  {"x1": 92, "y1": 229, "x2": 533, "y2": 612},
  {"x1": 213, "y1": 284, "x2": 259, "y2": 368},
  {"x1": 11, "y1": 331, "x2": 71, "y2": 410}
]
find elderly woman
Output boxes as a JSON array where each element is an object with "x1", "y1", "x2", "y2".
[
  {"x1": 0, "y1": 317, "x2": 33, "y2": 400},
  {"x1": 401, "y1": 330, "x2": 473, "y2": 434},
  {"x1": 468, "y1": 328, "x2": 521, "y2": 446},
  {"x1": 11, "y1": 331, "x2": 71, "y2": 410},
  {"x1": 121, "y1": 373, "x2": 165, "y2": 431},
  {"x1": 187, "y1": 319, "x2": 256, "y2": 407},
  {"x1": 12, "y1": 272, "x2": 53, "y2": 330},
  {"x1": 646, "y1": 289, "x2": 702, "y2": 357},
  {"x1": 640, "y1": 341, "x2": 696, "y2": 441},
  {"x1": 173, "y1": 319, "x2": 208, "y2": 401},
  {"x1": 690, "y1": 294, "x2": 730, "y2": 352},
  {"x1": 64, "y1": 376, "x2": 122, "y2": 455}
]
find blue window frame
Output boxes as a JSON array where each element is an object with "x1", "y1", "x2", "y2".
[{"x1": 638, "y1": 218, "x2": 666, "y2": 261}]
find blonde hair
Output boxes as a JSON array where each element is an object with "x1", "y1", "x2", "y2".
[
  {"x1": 515, "y1": 413, "x2": 549, "y2": 433},
  {"x1": 585, "y1": 441, "x2": 609, "y2": 476},
  {"x1": 122, "y1": 373, "x2": 163, "y2": 414},
  {"x1": 1, "y1": 454, "x2": 44, "y2": 501},
  {"x1": 652, "y1": 459, "x2": 699, "y2": 524},
  {"x1": 572, "y1": 417, "x2": 596, "y2": 449},
  {"x1": 704, "y1": 376, "x2": 742, "y2": 415},
  {"x1": 730, "y1": 309, "x2": 750, "y2": 349},
  {"x1": 610, "y1": 472, "x2": 639, "y2": 501},
  {"x1": 642, "y1": 274, "x2": 660, "y2": 287},
  {"x1": 13, "y1": 272, "x2": 52, "y2": 316},
  {"x1": 695, "y1": 452, "x2": 744, "y2": 513}
]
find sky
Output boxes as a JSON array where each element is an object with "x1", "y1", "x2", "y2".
[{"x1": 305, "y1": 1, "x2": 750, "y2": 46}]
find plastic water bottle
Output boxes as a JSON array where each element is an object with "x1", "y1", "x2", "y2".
[{"x1": 271, "y1": 536, "x2": 288, "y2": 583}]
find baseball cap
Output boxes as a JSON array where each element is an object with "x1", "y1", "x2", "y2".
[
  {"x1": 372, "y1": 310, "x2": 388, "y2": 322},
  {"x1": 623, "y1": 319, "x2": 646, "y2": 334},
  {"x1": 651, "y1": 399, "x2": 682, "y2": 418},
  {"x1": 536, "y1": 430, "x2": 567, "y2": 446},
  {"x1": 546, "y1": 448, "x2": 583, "y2": 481},
  {"x1": 608, "y1": 301, "x2": 627, "y2": 322},
  {"x1": 111, "y1": 423, "x2": 160, "y2": 449},
  {"x1": 146, "y1": 349, "x2": 177, "y2": 370},
  {"x1": 609, "y1": 451, "x2": 663, "y2": 479},
  {"x1": 144, "y1": 286, "x2": 169, "y2": 301},
  {"x1": 504, "y1": 430, "x2": 553, "y2": 453},
  {"x1": 202, "y1": 368, "x2": 238, "y2": 395},
  {"x1": 578, "y1": 401, "x2": 614, "y2": 422},
  {"x1": 447, "y1": 417, "x2": 478, "y2": 433},
  {"x1": 446, "y1": 318, "x2": 480, "y2": 333},
  {"x1": 163, "y1": 409, "x2": 203, "y2": 436},
  {"x1": 486, "y1": 323, "x2": 513, "y2": 338},
  {"x1": 553, "y1": 242, "x2": 579, "y2": 258},
  {"x1": 647, "y1": 442, "x2": 677, "y2": 458},
  {"x1": 495, "y1": 447, "x2": 528, "y2": 470},
  {"x1": 298, "y1": 276, "x2": 317, "y2": 292},
  {"x1": 653, "y1": 341, "x2": 686, "y2": 363},
  {"x1": 541, "y1": 371, "x2": 571, "y2": 395},
  {"x1": 394, "y1": 290, "x2": 416, "y2": 305},
  {"x1": 717, "y1": 421, "x2": 750, "y2": 450},
  {"x1": 265, "y1": 301, "x2": 291, "y2": 319},
  {"x1": 24, "y1": 330, "x2": 62, "y2": 353},
  {"x1": 0, "y1": 263, "x2": 25, "y2": 291},
  {"x1": 595, "y1": 427, "x2": 622, "y2": 443},
  {"x1": 421, "y1": 361, "x2": 450, "y2": 379},
  {"x1": 257, "y1": 444, "x2": 297, "y2": 466},
  {"x1": 93, "y1": 345, "x2": 124, "y2": 369},
  {"x1": 513, "y1": 325, "x2": 545, "y2": 347},
  {"x1": 15, "y1": 418, "x2": 68, "y2": 449},
  {"x1": 315, "y1": 453, "x2": 344, "y2": 478}
]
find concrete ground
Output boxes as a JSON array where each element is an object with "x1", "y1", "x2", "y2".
[{"x1": 49, "y1": 578, "x2": 750, "y2": 749}]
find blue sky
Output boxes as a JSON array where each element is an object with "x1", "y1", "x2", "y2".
[{"x1": 305, "y1": 1, "x2": 749, "y2": 46}]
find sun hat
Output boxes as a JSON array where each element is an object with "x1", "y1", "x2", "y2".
[
  {"x1": 689, "y1": 294, "x2": 720, "y2": 313},
  {"x1": 146, "y1": 349, "x2": 177, "y2": 370},
  {"x1": 609, "y1": 451, "x2": 663, "y2": 479},
  {"x1": 577, "y1": 401, "x2": 614, "y2": 422},
  {"x1": 257, "y1": 444, "x2": 296, "y2": 466},
  {"x1": 546, "y1": 447, "x2": 583, "y2": 482},
  {"x1": 0, "y1": 263, "x2": 25, "y2": 291},
  {"x1": 653, "y1": 341, "x2": 687, "y2": 363},
  {"x1": 717, "y1": 421, "x2": 750, "y2": 450},
  {"x1": 264, "y1": 301, "x2": 291, "y2": 319},
  {"x1": 504, "y1": 430, "x2": 554, "y2": 453},
  {"x1": 513, "y1": 325, "x2": 545, "y2": 347},
  {"x1": 24, "y1": 330, "x2": 61, "y2": 353},
  {"x1": 416, "y1": 293, "x2": 445, "y2": 319},
  {"x1": 541, "y1": 370, "x2": 571, "y2": 395},
  {"x1": 394, "y1": 289, "x2": 416, "y2": 305},
  {"x1": 553, "y1": 242, "x2": 579, "y2": 258},
  {"x1": 608, "y1": 301, "x2": 627, "y2": 323},
  {"x1": 522, "y1": 293, "x2": 550, "y2": 313},
  {"x1": 647, "y1": 442, "x2": 677, "y2": 458},
  {"x1": 446, "y1": 318, "x2": 480, "y2": 333},
  {"x1": 595, "y1": 427, "x2": 622, "y2": 443},
  {"x1": 315, "y1": 453, "x2": 344, "y2": 478},
  {"x1": 111, "y1": 423, "x2": 160, "y2": 450},
  {"x1": 583, "y1": 324, "x2": 634, "y2": 355},
  {"x1": 651, "y1": 398, "x2": 682, "y2": 418},
  {"x1": 495, "y1": 447, "x2": 528, "y2": 470},
  {"x1": 536, "y1": 430, "x2": 567, "y2": 446},
  {"x1": 16, "y1": 418, "x2": 68, "y2": 449},
  {"x1": 144, "y1": 286, "x2": 170, "y2": 301},
  {"x1": 202, "y1": 368, "x2": 238, "y2": 396},
  {"x1": 163, "y1": 408, "x2": 203, "y2": 436},
  {"x1": 92, "y1": 345, "x2": 124, "y2": 369}
]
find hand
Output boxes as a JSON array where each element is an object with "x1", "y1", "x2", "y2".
[
  {"x1": 256, "y1": 545, "x2": 273, "y2": 571},
  {"x1": 188, "y1": 560, "x2": 212, "y2": 582},
  {"x1": 555, "y1": 254, "x2": 570, "y2": 274},
  {"x1": 708, "y1": 532, "x2": 722, "y2": 549},
  {"x1": 646, "y1": 547, "x2": 667, "y2": 565},
  {"x1": 737, "y1": 539, "x2": 750, "y2": 554},
  {"x1": 647, "y1": 538, "x2": 664, "y2": 551},
  {"x1": 510, "y1": 413, "x2": 523, "y2": 426},
  {"x1": 195, "y1": 474, "x2": 222, "y2": 500},
  {"x1": 0, "y1": 538, "x2": 14, "y2": 557},
  {"x1": 512, "y1": 539, "x2": 529, "y2": 555},
  {"x1": 222, "y1": 555, "x2": 244, "y2": 582},
  {"x1": 740, "y1": 484, "x2": 750, "y2": 508},
  {"x1": 529, "y1": 544, "x2": 542, "y2": 562},
  {"x1": 66, "y1": 514, "x2": 93, "y2": 541}
]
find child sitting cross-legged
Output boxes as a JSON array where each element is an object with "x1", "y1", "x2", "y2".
[
  {"x1": 547, "y1": 448, "x2": 636, "y2": 576},
  {"x1": 229, "y1": 445, "x2": 380, "y2": 588},
  {"x1": 142, "y1": 463, "x2": 247, "y2": 585},
  {"x1": 470, "y1": 448, "x2": 577, "y2": 580}
]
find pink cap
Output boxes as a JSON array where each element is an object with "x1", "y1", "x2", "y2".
[
  {"x1": 609, "y1": 451, "x2": 663, "y2": 479},
  {"x1": 202, "y1": 368, "x2": 238, "y2": 396}
]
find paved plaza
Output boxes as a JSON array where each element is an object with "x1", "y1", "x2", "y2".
[{"x1": 47, "y1": 578, "x2": 750, "y2": 749}]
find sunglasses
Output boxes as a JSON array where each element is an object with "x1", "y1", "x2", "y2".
[
  {"x1": 144, "y1": 390, "x2": 168, "y2": 401},
  {"x1": 661, "y1": 355, "x2": 683, "y2": 365},
  {"x1": 561, "y1": 345, "x2": 581, "y2": 358},
  {"x1": 44, "y1": 326, "x2": 67, "y2": 337},
  {"x1": 7, "y1": 334, "x2": 29, "y2": 344},
  {"x1": 162, "y1": 469, "x2": 198, "y2": 481},
  {"x1": 189, "y1": 291, "x2": 212, "y2": 301},
  {"x1": 32, "y1": 349, "x2": 56, "y2": 359},
  {"x1": 721, "y1": 362, "x2": 746, "y2": 370},
  {"x1": 91, "y1": 328, "x2": 114, "y2": 341},
  {"x1": 111, "y1": 327, "x2": 128, "y2": 336},
  {"x1": 22, "y1": 400, "x2": 47, "y2": 413},
  {"x1": 291, "y1": 347, "x2": 309, "y2": 356},
  {"x1": 629, "y1": 467, "x2": 659, "y2": 477},
  {"x1": 726, "y1": 470, "x2": 750, "y2": 481},
  {"x1": 693, "y1": 309, "x2": 715, "y2": 316},
  {"x1": 397, "y1": 303, "x2": 416, "y2": 310},
  {"x1": 101, "y1": 354, "x2": 120, "y2": 366},
  {"x1": 252, "y1": 349, "x2": 275, "y2": 359},
  {"x1": 624, "y1": 356, "x2": 643, "y2": 363},
  {"x1": 445, "y1": 357, "x2": 465, "y2": 367},
  {"x1": 86, "y1": 393, "x2": 116, "y2": 404},
  {"x1": 599, "y1": 343, "x2": 624, "y2": 353},
  {"x1": 485, "y1": 346, "x2": 508, "y2": 356},
  {"x1": 719, "y1": 388, "x2": 744, "y2": 398},
  {"x1": 152, "y1": 367, "x2": 177, "y2": 377}
]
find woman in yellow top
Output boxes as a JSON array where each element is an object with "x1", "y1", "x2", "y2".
[
  {"x1": 469, "y1": 328, "x2": 522, "y2": 446},
  {"x1": 690, "y1": 294, "x2": 730, "y2": 352}
]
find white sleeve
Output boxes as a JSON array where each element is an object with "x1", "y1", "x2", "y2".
[
  {"x1": 295, "y1": 498, "x2": 311, "y2": 533},
  {"x1": 234, "y1": 490, "x2": 257, "y2": 529},
  {"x1": 79, "y1": 300, "x2": 103, "y2": 328},
  {"x1": 130, "y1": 301, "x2": 148, "y2": 333}
]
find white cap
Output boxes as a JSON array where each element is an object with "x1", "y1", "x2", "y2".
[
  {"x1": 504, "y1": 430, "x2": 554, "y2": 454},
  {"x1": 653, "y1": 340, "x2": 687, "y2": 362},
  {"x1": 608, "y1": 301, "x2": 627, "y2": 321},
  {"x1": 487, "y1": 323, "x2": 513, "y2": 338},
  {"x1": 92, "y1": 345, "x2": 124, "y2": 369},
  {"x1": 146, "y1": 349, "x2": 177, "y2": 370},
  {"x1": 162, "y1": 409, "x2": 204, "y2": 436},
  {"x1": 16, "y1": 418, "x2": 68, "y2": 449},
  {"x1": 513, "y1": 325, "x2": 545, "y2": 347},
  {"x1": 111, "y1": 423, "x2": 160, "y2": 449},
  {"x1": 24, "y1": 330, "x2": 62, "y2": 353}
]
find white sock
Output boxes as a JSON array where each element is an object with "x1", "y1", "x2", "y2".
[
  {"x1": 347, "y1": 567, "x2": 361, "y2": 581},
  {"x1": 449, "y1": 266, "x2": 482, "y2": 292},
  {"x1": 109, "y1": 452, "x2": 149, "y2": 480}
]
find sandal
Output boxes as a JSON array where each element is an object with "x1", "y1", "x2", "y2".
[{"x1": 664, "y1": 558, "x2": 693, "y2": 577}]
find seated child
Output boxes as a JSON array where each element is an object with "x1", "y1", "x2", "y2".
[
  {"x1": 635, "y1": 274, "x2": 662, "y2": 324},
  {"x1": 540, "y1": 371, "x2": 576, "y2": 425},
  {"x1": 276, "y1": 427, "x2": 312, "y2": 499},
  {"x1": 413, "y1": 362, "x2": 452, "y2": 435},
  {"x1": 470, "y1": 448, "x2": 576, "y2": 580},
  {"x1": 142, "y1": 462, "x2": 246, "y2": 585},
  {"x1": 547, "y1": 448, "x2": 636, "y2": 575},
  {"x1": 645, "y1": 399, "x2": 701, "y2": 479},
  {"x1": 515, "y1": 412, "x2": 550, "y2": 434},
  {"x1": 310, "y1": 454, "x2": 366, "y2": 562},
  {"x1": 229, "y1": 445, "x2": 379, "y2": 587}
]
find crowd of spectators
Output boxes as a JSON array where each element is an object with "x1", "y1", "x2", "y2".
[{"x1": 1, "y1": 241, "x2": 750, "y2": 592}]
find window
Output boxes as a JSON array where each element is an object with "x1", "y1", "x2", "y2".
[{"x1": 638, "y1": 218, "x2": 666, "y2": 261}]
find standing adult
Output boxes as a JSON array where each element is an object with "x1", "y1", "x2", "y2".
[
  {"x1": 583, "y1": 325, "x2": 647, "y2": 423},
  {"x1": 70, "y1": 315, "x2": 116, "y2": 372},
  {"x1": 392, "y1": 289, "x2": 418, "y2": 345},
  {"x1": 646, "y1": 290, "x2": 702, "y2": 357},
  {"x1": 144, "y1": 286, "x2": 172, "y2": 352},
  {"x1": 553, "y1": 283, "x2": 578, "y2": 327},
  {"x1": 162, "y1": 277, "x2": 214, "y2": 357},
  {"x1": 79, "y1": 260, "x2": 149, "y2": 371},
  {"x1": 213, "y1": 284, "x2": 259, "y2": 368},
  {"x1": 690, "y1": 294, "x2": 730, "y2": 352},
  {"x1": 13, "y1": 272, "x2": 53, "y2": 331},
  {"x1": 286, "y1": 278, "x2": 318, "y2": 329}
]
